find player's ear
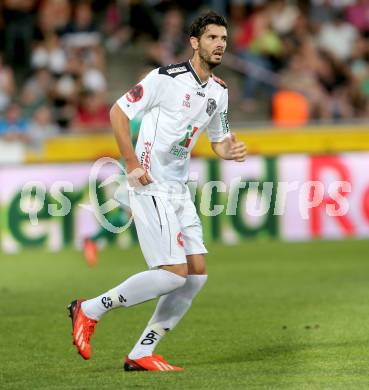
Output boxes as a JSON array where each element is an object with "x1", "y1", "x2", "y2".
[{"x1": 190, "y1": 36, "x2": 199, "y2": 51}]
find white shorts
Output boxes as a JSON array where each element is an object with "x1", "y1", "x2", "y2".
[{"x1": 129, "y1": 192, "x2": 207, "y2": 268}]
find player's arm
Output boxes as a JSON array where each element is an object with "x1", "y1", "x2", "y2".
[
  {"x1": 110, "y1": 103, "x2": 152, "y2": 186},
  {"x1": 112, "y1": 69, "x2": 163, "y2": 186},
  {"x1": 207, "y1": 88, "x2": 246, "y2": 162},
  {"x1": 211, "y1": 133, "x2": 247, "y2": 161}
]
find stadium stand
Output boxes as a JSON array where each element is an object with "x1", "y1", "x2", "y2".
[{"x1": 0, "y1": 0, "x2": 368, "y2": 143}]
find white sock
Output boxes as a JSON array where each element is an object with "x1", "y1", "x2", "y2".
[
  {"x1": 81, "y1": 269, "x2": 186, "y2": 320},
  {"x1": 128, "y1": 274, "x2": 208, "y2": 359},
  {"x1": 128, "y1": 322, "x2": 166, "y2": 360}
]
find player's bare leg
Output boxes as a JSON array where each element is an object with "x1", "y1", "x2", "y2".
[
  {"x1": 159, "y1": 263, "x2": 187, "y2": 277},
  {"x1": 125, "y1": 254, "x2": 207, "y2": 371}
]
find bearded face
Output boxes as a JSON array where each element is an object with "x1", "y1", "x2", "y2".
[{"x1": 195, "y1": 24, "x2": 227, "y2": 70}]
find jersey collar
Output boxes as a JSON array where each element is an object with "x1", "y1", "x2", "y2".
[{"x1": 187, "y1": 60, "x2": 208, "y2": 88}]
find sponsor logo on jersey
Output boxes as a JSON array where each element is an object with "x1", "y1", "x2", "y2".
[
  {"x1": 126, "y1": 83, "x2": 144, "y2": 103},
  {"x1": 206, "y1": 98, "x2": 217, "y2": 116},
  {"x1": 169, "y1": 145, "x2": 189, "y2": 159},
  {"x1": 167, "y1": 66, "x2": 187, "y2": 74},
  {"x1": 197, "y1": 91, "x2": 205, "y2": 97},
  {"x1": 177, "y1": 232, "x2": 184, "y2": 247},
  {"x1": 220, "y1": 110, "x2": 230, "y2": 134},
  {"x1": 170, "y1": 125, "x2": 199, "y2": 160},
  {"x1": 179, "y1": 125, "x2": 199, "y2": 148},
  {"x1": 182, "y1": 93, "x2": 191, "y2": 108},
  {"x1": 140, "y1": 141, "x2": 152, "y2": 170}
]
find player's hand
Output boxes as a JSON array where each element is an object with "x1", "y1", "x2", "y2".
[
  {"x1": 229, "y1": 133, "x2": 247, "y2": 162},
  {"x1": 126, "y1": 160, "x2": 153, "y2": 187}
]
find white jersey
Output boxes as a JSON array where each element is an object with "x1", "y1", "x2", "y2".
[{"x1": 116, "y1": 60, "x2": 230, "y2": 198}]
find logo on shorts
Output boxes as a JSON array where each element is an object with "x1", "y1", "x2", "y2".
[
  {"x1": 126, "y1": 84, "x2": 144, "y2": 103},
  {"x1": 177, "y1": 232, "x2": 184, "y2": 247},
  {"x1": 206, "y1": 98, "x2": 217, "y2": 116}
]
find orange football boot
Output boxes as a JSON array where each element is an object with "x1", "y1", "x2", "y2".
[
  {"x1": 83, "y1": 239, "x2": 98, "y2": 267},
  {"x1": 123, "y1": 354, "x2": 183, "y2": 371},
  {"x1": 67, "y1": 299, "x2": 97, "y2": 360}
]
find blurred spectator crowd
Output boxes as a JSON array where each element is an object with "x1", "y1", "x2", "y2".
[
  {"x1": 230, "y1": 0, "x2": 369, "y2": 124},
  {"x1": 0, "y1": 0, "x2": 112, "y2": 147},
  {"x1": 0, "y1": 0, "x2": 368, "y2": 146}
]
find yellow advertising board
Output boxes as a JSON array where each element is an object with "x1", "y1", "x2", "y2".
[{"x1": 26, "y1": 126, "x2": 369, "y2": 163}]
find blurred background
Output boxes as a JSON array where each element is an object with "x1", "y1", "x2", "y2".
[
  {"x1": 2, "y1": 3, "x2": 369, "y2": 386},
  {"x1": 0, "y1": 0, "x2": 369, "y2": 252},
  {"x1": 1, "y1": 0, "x2": 369, "y2": 131}
]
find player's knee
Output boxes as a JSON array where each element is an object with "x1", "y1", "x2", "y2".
[{"x1": 160, "y1": 263, "x2": 188, "y2": 278}]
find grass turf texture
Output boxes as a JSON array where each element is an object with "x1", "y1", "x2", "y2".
[{"x1": 1, "y1": 240, "x2": 369, "y2": 389}]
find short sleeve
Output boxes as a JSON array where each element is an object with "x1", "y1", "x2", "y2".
[
  {"x1": 206, "y1": 90, "x2": 230, "y2": 142},
  {"x1": 116, "y1": 69, "x2": 162, "y2": 120}
]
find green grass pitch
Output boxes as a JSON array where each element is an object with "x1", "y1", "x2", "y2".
[{"x1": 1, "y1": 239, "x2": 369, "y2": 389}]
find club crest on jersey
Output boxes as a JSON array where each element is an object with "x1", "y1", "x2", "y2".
[
  {"x1": 206, "y1": 98, "x2": 217, "y2": 116},
  {"x1": 182, "y1": 93, "x2": 191, "y2": 108},
  {"x1": 126, "y1": 83, "x2": 143, "y2": 103}
]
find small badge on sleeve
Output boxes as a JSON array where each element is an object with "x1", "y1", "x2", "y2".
[{"x1": 126, "y1": 84, "x2": 144, "y2": 103}]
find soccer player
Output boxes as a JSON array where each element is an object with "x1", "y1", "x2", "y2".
[{"x1": 68, "y1": 11, "x2": 247, "y2": 371}]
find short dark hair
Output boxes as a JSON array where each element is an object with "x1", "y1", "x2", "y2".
[{"x1": 189, "y1": 11, "x2": 227, "y2": 39}]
